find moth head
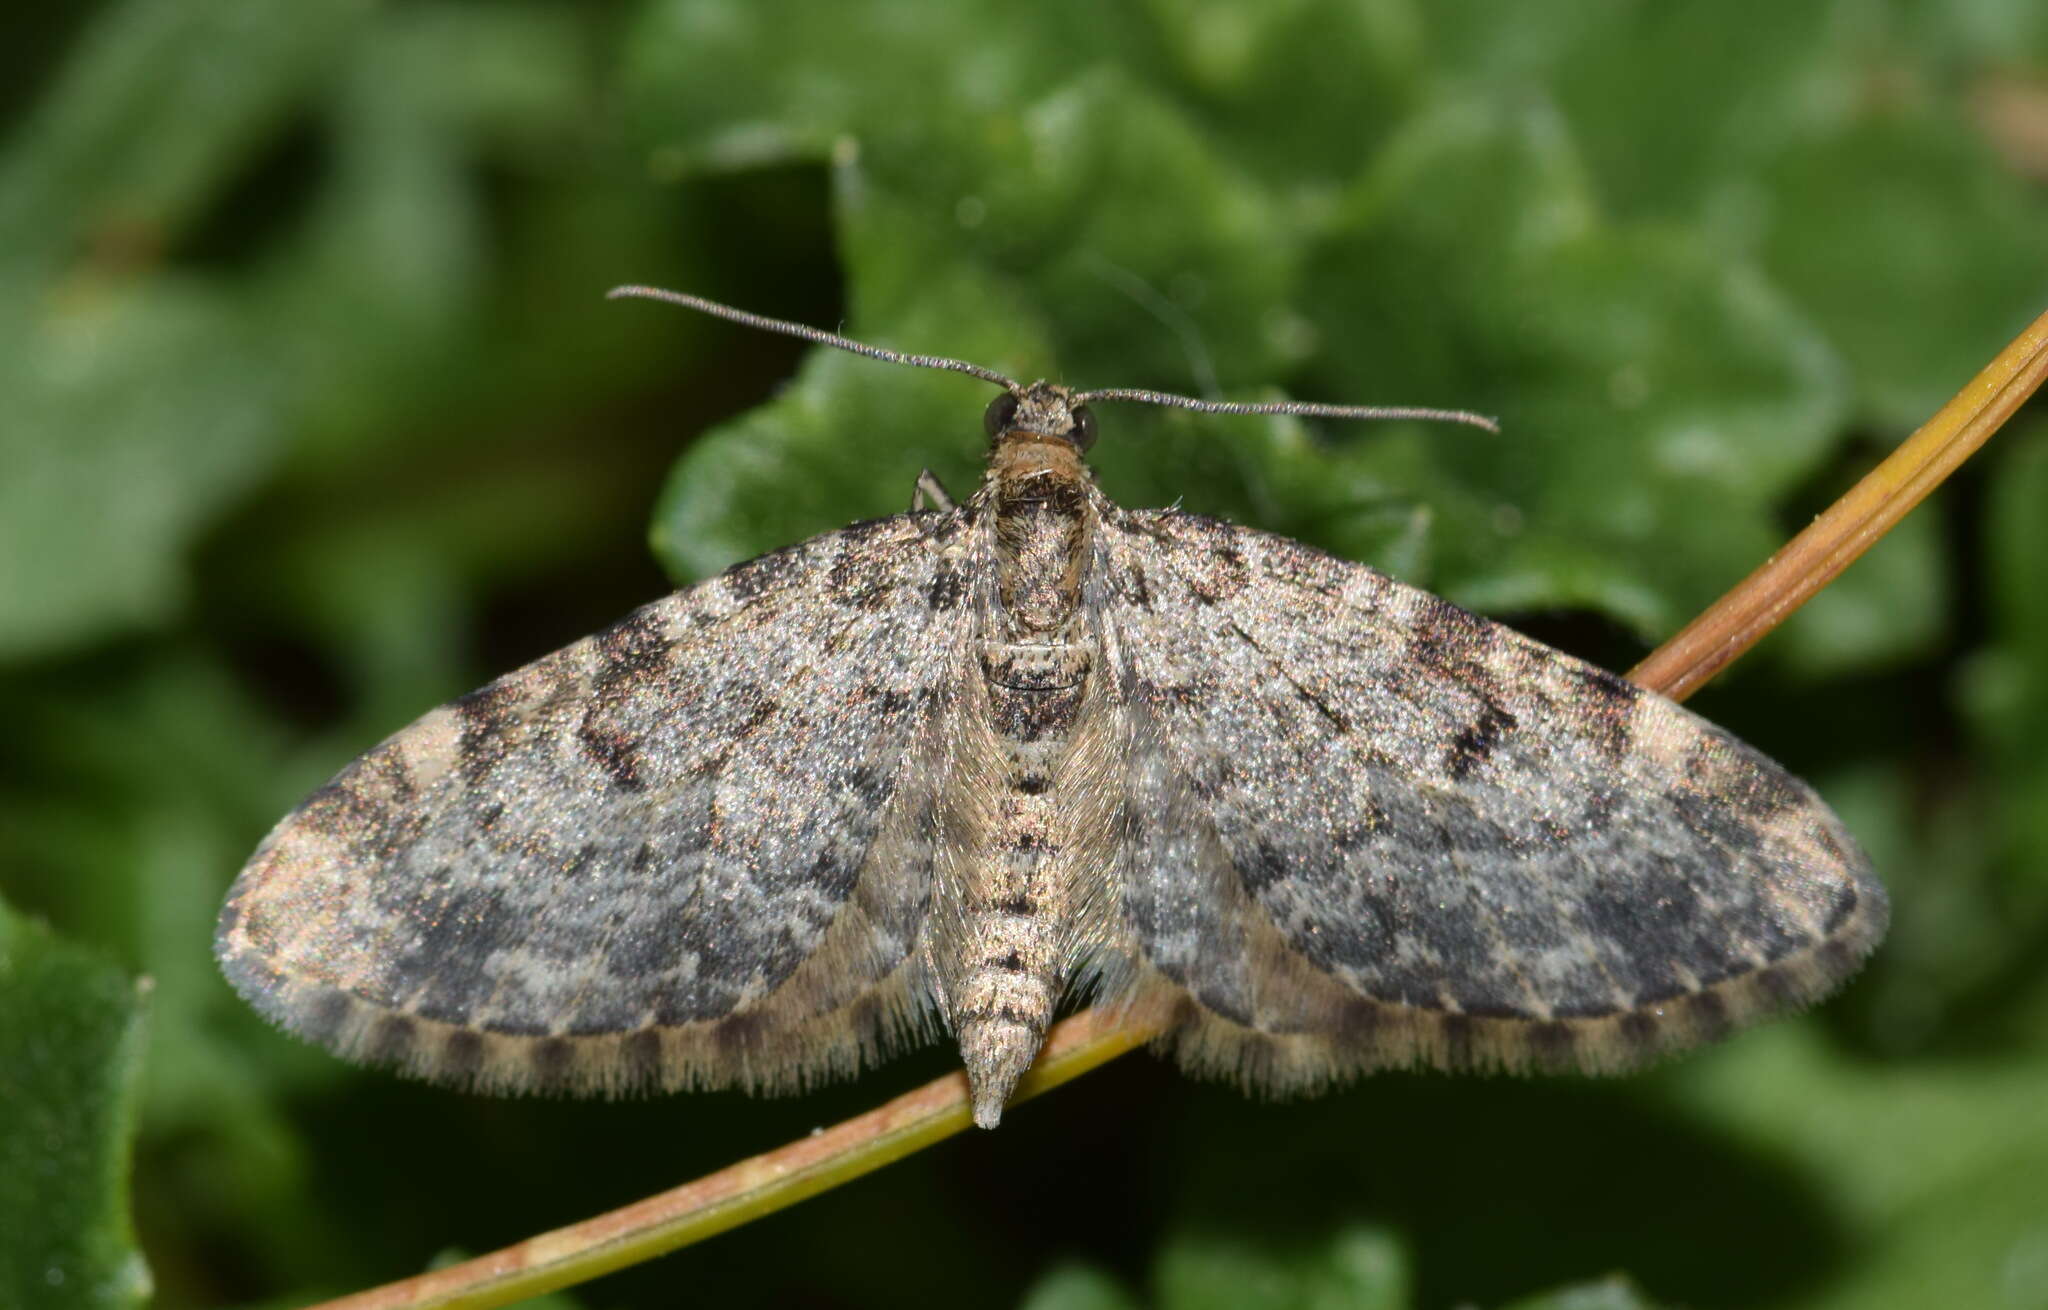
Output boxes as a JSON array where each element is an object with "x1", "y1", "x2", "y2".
[{"x1": 984, "y1": 383, "x2": 1098, "y2": 451}]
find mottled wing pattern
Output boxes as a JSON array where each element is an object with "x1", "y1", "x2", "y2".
[
  {"x1": 218, "y1": 512, "x2": 979, "y2": 1096},
  {"x1": 1096, "y1": 509, "x2": 1888, "y2": 1093}
]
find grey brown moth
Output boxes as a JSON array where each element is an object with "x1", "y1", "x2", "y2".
[{"x1": 217, "y1": 289, "x2": 1886, "y2": 1128}]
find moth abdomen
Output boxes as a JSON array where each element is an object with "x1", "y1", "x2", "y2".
[
  {"x1": 948, "y1": 625, "x2": 1097, "y2": 1125},
  {"x1": 952, "y1": 903, "x2": 1060, "y2": 1129},
  {"x1": 947, "y1": 727, "x2": 1078, "y2": 1125}
]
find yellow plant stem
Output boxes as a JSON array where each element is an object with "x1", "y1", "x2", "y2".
[
  {"x1": 305, "y1": 304, "x2": 2048, "y2": 1310},
  {"x1": 306, "y1": 1000, "x2": 1170, "y2": 1310}
]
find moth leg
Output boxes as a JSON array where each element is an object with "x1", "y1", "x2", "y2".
[{"x1": 913, "y1": 469, "x2": 957, "y2": 513}]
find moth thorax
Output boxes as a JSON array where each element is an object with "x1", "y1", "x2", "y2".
[{"x1": 993, "y1": 481, "x2": 1091, "y2": 635}]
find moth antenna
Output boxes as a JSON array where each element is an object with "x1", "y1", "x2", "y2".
[
  {"x1": 607, "y1": 285, "x2": 1023, "y2": 392},
  {"x1": 609, "y1": 284, "x2": 1498, "y2": 433},
  {"x1": 1072, "y1": 387, "x2": 1502, "y2": 434}
]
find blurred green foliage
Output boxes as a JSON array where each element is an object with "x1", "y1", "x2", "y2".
[{"x1": 2, "y1": 1, "x2": 2046, "y2": 1307}]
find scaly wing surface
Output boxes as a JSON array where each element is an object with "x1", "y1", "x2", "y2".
[
  {"x1": 1095, "y1": 509, "x2": 1886, "y2": 1092},
  {"x1": 218, "y1": 512, "x2": 981, "y2": 1096}
]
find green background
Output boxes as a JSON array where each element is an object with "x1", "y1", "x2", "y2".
[{"x1": 4, "y1": 2, "x2": 2047, "y2": 1307}]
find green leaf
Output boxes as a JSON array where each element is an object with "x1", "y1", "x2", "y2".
[
  {"x1": 1497, "y1": 1276, "x2": 1667, "y2": 1310},
  {"x1": 1424, "y1": 2, "x2": 2048, "y2": 435},
  {"x1": 1800, "y1": 1147, "x2": 2048, "y2": 1310},
  {"x1": 1155, "y1": 1224, "x2": 1409, "y2": 1310},
  {"x1": 1302, "y1": 93, "x2": 1851, "y2": 633},
  {"x1": 0, "y1": 1, "x2": 678, "y2": 663},
  {"x1": 0, "y1": 0, "x2": 358, "y2": 660},
  {"x1": 0, "y1": 279, "x2": 287, "y2": 660},
  {"x1": 1672, "y1": 1025, "x2": 2048, "y2": 1310},
  {"x1": 0, "y1": 902, "x2": 151, "y2": 1310},
  {"x1": 1958, "y1": 426, "x2": 2048, "y2": 903},
  {"x1": 1969, "y1": 428, "x2": 2048, "y2": 847},
  {"x1": 1428, "y1": 0, "x2": 1843, "y2": 222},
  {"x1": 635, "y1": 10, "x2": 1859, "y2": 656},
  {"x1": 0, "y1": 0, "x2": 371, "y2": 274},
  {"x1": 1134, "y1": 0, "x2": 1422, "y2": 183},
  {"x1": 1754, "y1": 113, "x2": 2048, "y2": 430},
  {"x1": 1017, "y1": 1264, "x2": 1145, "y2": 1310}
]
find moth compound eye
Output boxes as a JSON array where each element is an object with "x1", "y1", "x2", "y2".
[
  {"x1": 984, "y1": 392, "x2": 1020, "y2": 439},
  {"x1": 1069, "y1": 405, "x2": 1098, "y2": 451}
]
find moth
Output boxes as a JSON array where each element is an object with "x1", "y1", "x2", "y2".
[{"x1": 217, "y1": 287, "x2": 1887, "y2": 1128}]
